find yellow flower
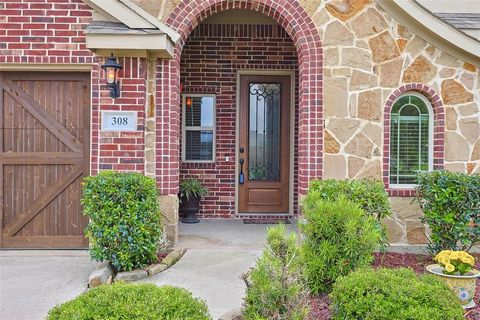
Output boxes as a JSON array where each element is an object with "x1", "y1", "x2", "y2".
[{"x1": 445, "y1": 264, "x2": 455, "y2": 273}]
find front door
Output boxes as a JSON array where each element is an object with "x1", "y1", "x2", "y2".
[{"x1": 238, "y1": 75, "x2": 290, "y2": 213}]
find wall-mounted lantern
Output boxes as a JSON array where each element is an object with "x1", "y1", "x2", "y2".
[{"x1": 101, "y1": 54, "x2": 122, "y2": 98}]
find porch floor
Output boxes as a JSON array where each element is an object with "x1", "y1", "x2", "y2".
[{"x1": 176, "y1": 218, "x2": 299, "y2": 250}]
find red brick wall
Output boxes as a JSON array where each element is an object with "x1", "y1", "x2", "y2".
[
  {"x1": 0, "y1": 0, "x2": 147, "y2": 176},
  {"x1": 0, "y1": 0, "x2": 93, "y2": 64},
  {"x1": 180, "y1": 23, "x2": 298, "y2": 218},
  {"x1": 92, "y1": 58, "x2": 147, "y2": 174},
  {"x1": 160, "y1": 0, "x2": 323, "y2": 202}
]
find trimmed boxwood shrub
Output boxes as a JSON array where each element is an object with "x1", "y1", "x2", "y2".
[
  {"x1": 242, "y1": 225, "x2": 309, "y2": 320},
  {"x1": 47, "y1": 282, "x2": 211, "y2": 320},
  {"x1": 416, "y1": 170, "x2": 480, "y2": 253},
  {"x1": 82, "y1": 171, "x2": 163, "y2": 271},
  {"x1": 330, "y1": 268, "x2": 464, "y2": 320},
  {"x1": 301, "y1": 196, "x2": 382, "y2": 294}
]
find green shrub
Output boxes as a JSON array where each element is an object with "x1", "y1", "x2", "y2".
[
  {"x1": 416, "y1": 170, "x2": 480, "y2": 253},
  {"x1": 308, "y1": 179, "x2": 392, "y2": 221},
  {"x1": 242, "y1": 225, "x2": 309, "y2": 320},
  {"x1": 82, "y1": 171, "x2": 163, "y2": 271},
  {"x1": 301, "y1": 196, "x2": 382, "y2": 294},
  {"x1": 47, "y1": 282, "x2": 211, "y2": 320},
  {"x1": 330, "y1": 268, "x2": 464, "y2": 320}
]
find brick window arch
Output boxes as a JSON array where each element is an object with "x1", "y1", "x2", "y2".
[
  {"x1": 383, "y1": 83, "x2": 445, "y2": 196},
  {"x1": 156, "y1": 0, "x2": 323, "y2": 197}
]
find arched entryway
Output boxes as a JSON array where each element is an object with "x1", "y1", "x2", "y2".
[{"x1": 155, "y1": 0, "x2": 323, "y2": 218}]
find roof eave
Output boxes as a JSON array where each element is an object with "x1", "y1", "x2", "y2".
[
  {"x1": 86, "y1": 33, "x2": 175, "y2": 59},
  {"x1": 375, "y1": 0, "x2": 480, "y2": 67}
]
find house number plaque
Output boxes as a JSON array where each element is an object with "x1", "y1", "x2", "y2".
[{"x1": 101, "y1": 111, "x2": 137, "y2": 131}]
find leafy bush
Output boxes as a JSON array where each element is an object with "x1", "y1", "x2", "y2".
[
  {"x1": 416, "y1": 170, "x2": 480, "y2": 253},
  {"x1": 301, "y1": 196, "x2": 382, "y2": 294},
  {"x1": 308, "y1": 179, "x2": 392, "y2": 220},
  {"x1": 330, "y1": 268, "x2": 464, "y2": 320},
  {"x1": 242, "y1": 225, "x2": 309, "y2": 320},
  {"x1": 47, "y1": 282, "x2": 211, "y2": 320},
  {"x1": 82, "y1": 171, "x2": 163, "y2": 271}
]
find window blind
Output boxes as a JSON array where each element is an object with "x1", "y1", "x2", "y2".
[
  {"x1": 183, "y1": 96, "x2": 215, "y2": 162},
  {"x1": 390, "y1": 95, "x2": 430, "y2": 185}
]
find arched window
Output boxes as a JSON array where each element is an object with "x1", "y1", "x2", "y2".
[{"x1": 390, "y1": 93, "x2": 433, "y2": 186}]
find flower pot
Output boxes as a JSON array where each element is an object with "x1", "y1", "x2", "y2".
[
  {"x1": 180, "y1": 195, "x2": 201, "y2": 224},
  {"x1": 426, "y1": 264, "x2": 480, "y2": 309}
]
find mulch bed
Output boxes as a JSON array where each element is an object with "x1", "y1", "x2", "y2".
[{"x1": 309, "y1": 252, "x2": 480, "y2": 320}]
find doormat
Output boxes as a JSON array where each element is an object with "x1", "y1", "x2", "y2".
[{"x1": 243, "y1": 218, "x2": 291, "y2": 224}]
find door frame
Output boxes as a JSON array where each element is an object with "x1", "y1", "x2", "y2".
[{"x1": 235, "y1": 70, "x2": 295, "y2": 216}]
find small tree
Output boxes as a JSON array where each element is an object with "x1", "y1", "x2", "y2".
[
  {"x1": 242, "y1": 224, "x2": 309, "y2": 320},
  {"x1": 416, "y1": 170, "x2": 480, "y2": 253}
]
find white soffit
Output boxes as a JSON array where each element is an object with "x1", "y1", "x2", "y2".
[{"x1": 376, "y1": 0, "x2": 480, "y2": 66}]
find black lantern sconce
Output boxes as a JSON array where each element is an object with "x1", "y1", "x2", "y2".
[{"x1": 101, "y1": 54, "x2": 122, "y2": 98}]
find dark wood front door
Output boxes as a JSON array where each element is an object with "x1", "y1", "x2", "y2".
[
  {"x1": 239, "y1": 75, "x2": 290, "y2": 213},
  {"x1": 0, "y1": 72, "x2": 90, "y2": 248}
]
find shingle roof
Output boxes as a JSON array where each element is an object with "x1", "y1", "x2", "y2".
[
  {"x1": 85, "y1": 21, "x2": 166, "y2": 35},
  {"x1": 434, "y1": 13, "x2": 480, "y2": 29}
]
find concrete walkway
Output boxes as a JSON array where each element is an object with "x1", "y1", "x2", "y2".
[
  {"x1": 142, "y1": 220, "x2": 297, "y2": 319},
  {"x1": 0, "y1": 250, "x2": 96, "y2": 320},
  {"x1": 0, "y1": 220, "x2": 295, "y2": 320}
]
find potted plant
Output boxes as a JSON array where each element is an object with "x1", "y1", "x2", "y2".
[
  {"x1": 179, "y1": 178, "x2": 209, "y2": 224},
  {"x1": 426, "y1": 250, "x2": 480, "y2": 309}
]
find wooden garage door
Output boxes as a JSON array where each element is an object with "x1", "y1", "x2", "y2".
[{"x1": 0, "y1": 72, "x2": 90, "y2": 248}]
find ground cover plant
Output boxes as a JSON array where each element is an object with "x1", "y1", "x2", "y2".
[
  {"x1": 329, "y1": 267, "x2": 465, "y2": 320},
  {"x1": 242, "y1": 224, "x2": 309, "y2": 320},
  {"x1": 82, "y1": 171, "x2": 163, "y2": 271},
  {"x1": 416, "y1": 170, "x2": 480, "y2": 253},
  {"x1": 47, "y1": 282, "x2": 211, "y2": 320},
  {"x1": 301, "y1": 196, "x2": 382, "y2": 294}
]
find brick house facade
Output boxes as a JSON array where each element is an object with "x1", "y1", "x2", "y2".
[{"x1": 0, "y1": 0, "x2": 478, "y2": 248}]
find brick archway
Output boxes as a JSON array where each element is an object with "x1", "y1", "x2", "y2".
[
  {"x1": 155, "y1": 0, "x2": 323, "y2": 198},
  {"x1": 383, "y1": 83, "x2": 445, "y2": 196}
]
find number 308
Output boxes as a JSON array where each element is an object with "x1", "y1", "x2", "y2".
[{"x1": 112, "y1": 117, "x2": 128, "y2": 125}]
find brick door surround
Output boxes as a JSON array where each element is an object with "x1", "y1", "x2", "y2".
[{"x1": 156, "y1": 0, "x2": 324, "y2": 199}]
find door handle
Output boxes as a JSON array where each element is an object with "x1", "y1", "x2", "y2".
[{"x1": 239, "y1": 158, "x2": 245, "y2": 184}]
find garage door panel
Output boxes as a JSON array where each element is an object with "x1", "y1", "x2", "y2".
[{"x1": 0, "y1": 72, "x2": 90, "y2": 248}]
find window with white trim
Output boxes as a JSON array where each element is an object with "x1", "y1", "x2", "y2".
[
  {"x1": 390, "y1": 93, "x2": 433, "y2": 186},
  {"x1": 182, "y1": 94, "x2": 216, "y2": 162}
]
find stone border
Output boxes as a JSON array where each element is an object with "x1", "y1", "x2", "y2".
[
  {"x1": 88, "y1": 248, "x2": 186, "y2": 288},
  {"x1": 218, "y1": 307, "x2": 243, "y2": 320}
]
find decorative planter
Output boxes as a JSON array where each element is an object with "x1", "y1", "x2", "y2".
[
  {"x1": 426, "y1": 264, "x2": 480, "y2": 309},
  {"x1": 180, "y1": 195, "x2": 201, "y2": 224}
]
